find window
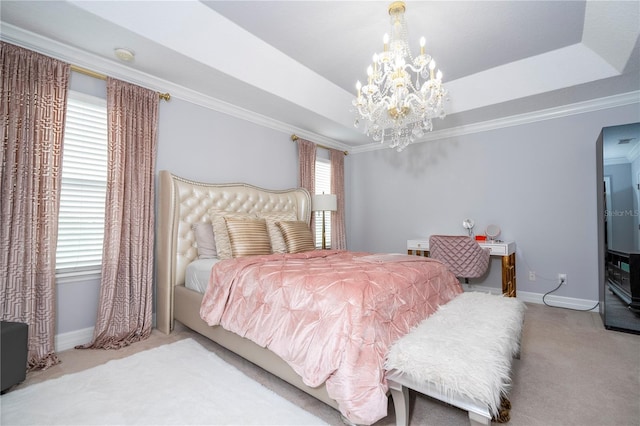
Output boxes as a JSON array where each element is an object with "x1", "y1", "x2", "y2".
[
  {"x1": 55, "y1": 91, "x2": 108, "y2": 279},
  {"x1": 314, "y1": 159, "x2": 331, "y2": 249}
]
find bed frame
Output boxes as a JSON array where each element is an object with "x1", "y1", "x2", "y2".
[{"x1": 155, "y1": 170, "x2": 340, "y2": 410}]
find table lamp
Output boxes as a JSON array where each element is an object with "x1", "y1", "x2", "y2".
[{"x1": 312, "y1": 194, "x2": 337, "y2": 249}]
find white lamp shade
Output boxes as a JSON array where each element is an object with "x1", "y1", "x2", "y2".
[{"x1": 312, "y1": 194, "x2": 337, "y2": 212}]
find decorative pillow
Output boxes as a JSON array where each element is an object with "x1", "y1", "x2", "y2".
[
  {"x1": 209, "y1": 209, "x2": 257, "y2": 260},
  {"x1": 276, "y1": 221, "x2": 316, "y2": 254},
  {"x1": 225, "y1": 218, "x2": 272, "y2": 258},
  {"x1": 192, "y1": 222, "x2": 217, "y2": 259},
  {"x1": 258, "y1": 211, "x2": 297, "y2": 254}
]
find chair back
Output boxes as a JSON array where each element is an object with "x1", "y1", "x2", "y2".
[{"x1": 429, "y1": 235, "x2": 491, "y2": 279}]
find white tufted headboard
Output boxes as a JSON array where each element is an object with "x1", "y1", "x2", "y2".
[{"x1": 155, "y1": 170, "x2": 311, "y2": 333}]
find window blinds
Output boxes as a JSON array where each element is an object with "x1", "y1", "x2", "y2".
[{"x1": 55, "y1": 91, "x2": 108, "y2": 277}]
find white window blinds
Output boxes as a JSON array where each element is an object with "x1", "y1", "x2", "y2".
[
  {"x1": 55, "y1": 91, "x2": 108, "y2": 277},
  {"x1": 314, "y1": 159, "x2": 331, "y2": 249}
]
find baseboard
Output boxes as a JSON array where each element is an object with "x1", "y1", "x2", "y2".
[
  {"x1": 462, "y1": 284, "x2": 600, "y2": 312},
  {"x1": 55, "y1": 327, "x2": 94, "y2": 352},
  {"x1": 54, "y1": 314, "x2": 157, "y2": 353}
]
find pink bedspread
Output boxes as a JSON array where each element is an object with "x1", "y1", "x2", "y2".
[{"x1": 200, "y1": 250, "x2": 462, "y2": 425}]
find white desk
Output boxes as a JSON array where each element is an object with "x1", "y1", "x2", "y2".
[{"x1": 407, "y1": 239, "x2": 517, "y2": 297}]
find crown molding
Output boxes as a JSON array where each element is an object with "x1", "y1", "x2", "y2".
[
  {"x1": 350, "y1": 91, "x2": 640, "y2": 154},
  {"x1": 604, "y1": 157, "x2": 632, "y2": 166},
  {"x1": 0, "y1": 24, "x2": 351, "y2": 152},
  {"x1": 2, "y1": 23, "x2": 637, "y2": 157}
]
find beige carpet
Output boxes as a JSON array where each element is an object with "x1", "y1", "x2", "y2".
[
  {"x1": 2, "y1": 339, "x2": 327, "y2": 425},
  {"x1": 7, "y1": 302, "x2": 640, "y2": 426}
]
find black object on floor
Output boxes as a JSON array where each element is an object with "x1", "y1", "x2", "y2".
[{"x1": 1, "y1": 321, "x2": 28, "y2": 392}]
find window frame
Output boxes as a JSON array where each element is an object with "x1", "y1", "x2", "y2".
[{"x1": 55, "y1": 90, "x2": 108, "y2": 282}]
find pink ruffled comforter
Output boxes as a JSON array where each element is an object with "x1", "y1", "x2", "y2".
[{"x1": 200, "y1": 250, "x2": 462, "y2": 425}]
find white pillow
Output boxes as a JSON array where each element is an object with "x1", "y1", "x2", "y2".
[{"x1": 192, "y1": 222, "x2": 217, "y2": 259}]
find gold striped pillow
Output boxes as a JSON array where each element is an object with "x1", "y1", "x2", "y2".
[
  {"x1": 276, "y1": 221, "x2": 315, "y2": 254},
  {"x1": 209, "y1": 210, "x2": 257, "y2": 259},
  {"x1": 225, "y1": 217, "x2": 272, "y2": 257},
  {"x1": 258, "y1": 211, "x2": 297, "y2": 254}
]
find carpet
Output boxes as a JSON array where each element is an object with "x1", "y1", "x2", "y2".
[{"x1": 0, "y1": 338, "x2": 328, "y2": 425}]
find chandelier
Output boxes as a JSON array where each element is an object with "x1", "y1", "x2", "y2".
[{"x1": 352, "y1": 1, "x2": 448, "y2": 152}]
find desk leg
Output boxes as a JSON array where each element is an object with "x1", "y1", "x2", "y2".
[{"x1": 502, "y1": 253, "x2": 516, "y2": 297}]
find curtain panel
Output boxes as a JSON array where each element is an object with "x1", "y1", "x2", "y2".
[
  {"x1": 330, "y1": 149, "x2": 347, "y2": 250},
  {"x1": 0, "y1": 42, "x2": 70, "y2": 370},
  {"x1": 297, "y1": 138, "x2": 316, "y2": 242},
  {"x1": 80, "y1": 78, "x2": 158, "y2": 349}
]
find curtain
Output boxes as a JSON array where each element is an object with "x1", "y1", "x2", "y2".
[
  {"x1": 297, "y1": 138, "x2": 316, "y2": 240},
  {"x1": 330, "y1": 149, "x2": 347, "y2": 250},
  {"x1": 80, "y1": 78, "x2": 158, "y2": 349},
  {"x1": 0, "y1": 42, "x2": 70, "y2": 370}
]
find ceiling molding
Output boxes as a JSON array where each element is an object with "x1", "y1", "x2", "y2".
[
  {"x1": 2, "y1": 22, "x2": 637, "y2": 157},
  {"x1": 0, "y1": 23, "x2": 351, "y2": 152},
  {"x1": 350, "y1": 91, "x2": 640, "y2": 154},
  {"x1": 604, "y1": 157, "x2": 633, "y2": 166}
]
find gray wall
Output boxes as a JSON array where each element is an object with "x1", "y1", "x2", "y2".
[
  {"x1": 156, "y1": 98, "x2": 298, "y2": 188},
  {"x1": 347, "y1": 104, "x2": 639, "y2": 302},
  {"x1": 59, "y1": 70, "x2": 638, "y2": 338}
]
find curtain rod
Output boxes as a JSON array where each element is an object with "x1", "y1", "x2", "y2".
[
  {"x1": 70, "y1": 65, "x2": 171, "y2": 102},
  {"x1": 291, "y1": 134, "x2": 348, "y2": 156}
]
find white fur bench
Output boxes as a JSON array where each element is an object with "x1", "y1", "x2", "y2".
[{"x1": 385, "y1": 292, "x2": 525, "y2": 426}]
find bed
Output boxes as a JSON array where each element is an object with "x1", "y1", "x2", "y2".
[{"x1": 156, "y1": 170, "x2": 463, "y2": 425}]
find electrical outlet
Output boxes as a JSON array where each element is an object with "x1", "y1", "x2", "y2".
[
  {"x1": 529, "y1": 271, "x2": 536, "y2": 281},
  {"x1": 558, "y1": 273, "x2": 567, "y2": 285}
]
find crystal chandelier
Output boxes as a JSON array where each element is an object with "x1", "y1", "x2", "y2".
[{"x1": 352, "y1": 1, "x2": 448, "y2": 152}]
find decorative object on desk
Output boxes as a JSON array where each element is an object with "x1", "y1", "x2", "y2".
[
  {"x1": 462, "y1": 218, "x2": 475, "y2": 236},
  {"x1": 312, "y1": 193, "x2": 337, "y2": 249},
  {"x1": 475, "y1": 235, "x2": 487, "y2": 241},
  {"x1": 352, "y1": 1, "x2": 449, "y2": 152},
  {"x1": 486, "y1": 224, "x2": 501, "y2": 242}
]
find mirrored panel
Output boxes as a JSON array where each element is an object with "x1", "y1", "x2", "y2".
[{"x1": 599, "y1": 122, "x2": 640, "y2": 334}]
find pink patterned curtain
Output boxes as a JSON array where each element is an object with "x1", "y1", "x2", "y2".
[
  {"x1": 330, "y1": 149, "x2": 347, "y2": 250},
  {"x1": 0, "y1": 42, "x2": 70, "y2": 370},
  {"x1": 297, "y1": 138, "x2": 317, "y2": 236},
  {"x1": 80, "y1": 78, "x2": 158, "y2": 349}
]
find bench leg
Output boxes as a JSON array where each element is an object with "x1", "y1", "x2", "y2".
[
  {"x1": 469, "y1": 411, "x2": 491, "y2": 426},
  {"x1": 388, "y1": 381, "x2": 410, "y2": 426}
]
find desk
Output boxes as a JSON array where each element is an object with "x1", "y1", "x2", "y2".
[{"x1": 407, "y1": 239, "x2": 517, "y2": 297}]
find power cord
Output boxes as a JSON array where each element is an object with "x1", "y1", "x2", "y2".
[
  {"x1": 542, "y1": 277, "x2": 600, "y2": 312},
  {"x1": 517, "y1": 248, "x2": 599, "y2": 312}
]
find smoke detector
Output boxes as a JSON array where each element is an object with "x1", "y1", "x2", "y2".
[{"x1": 114, "y1": 48, "x2": 135, "y2": 62}]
